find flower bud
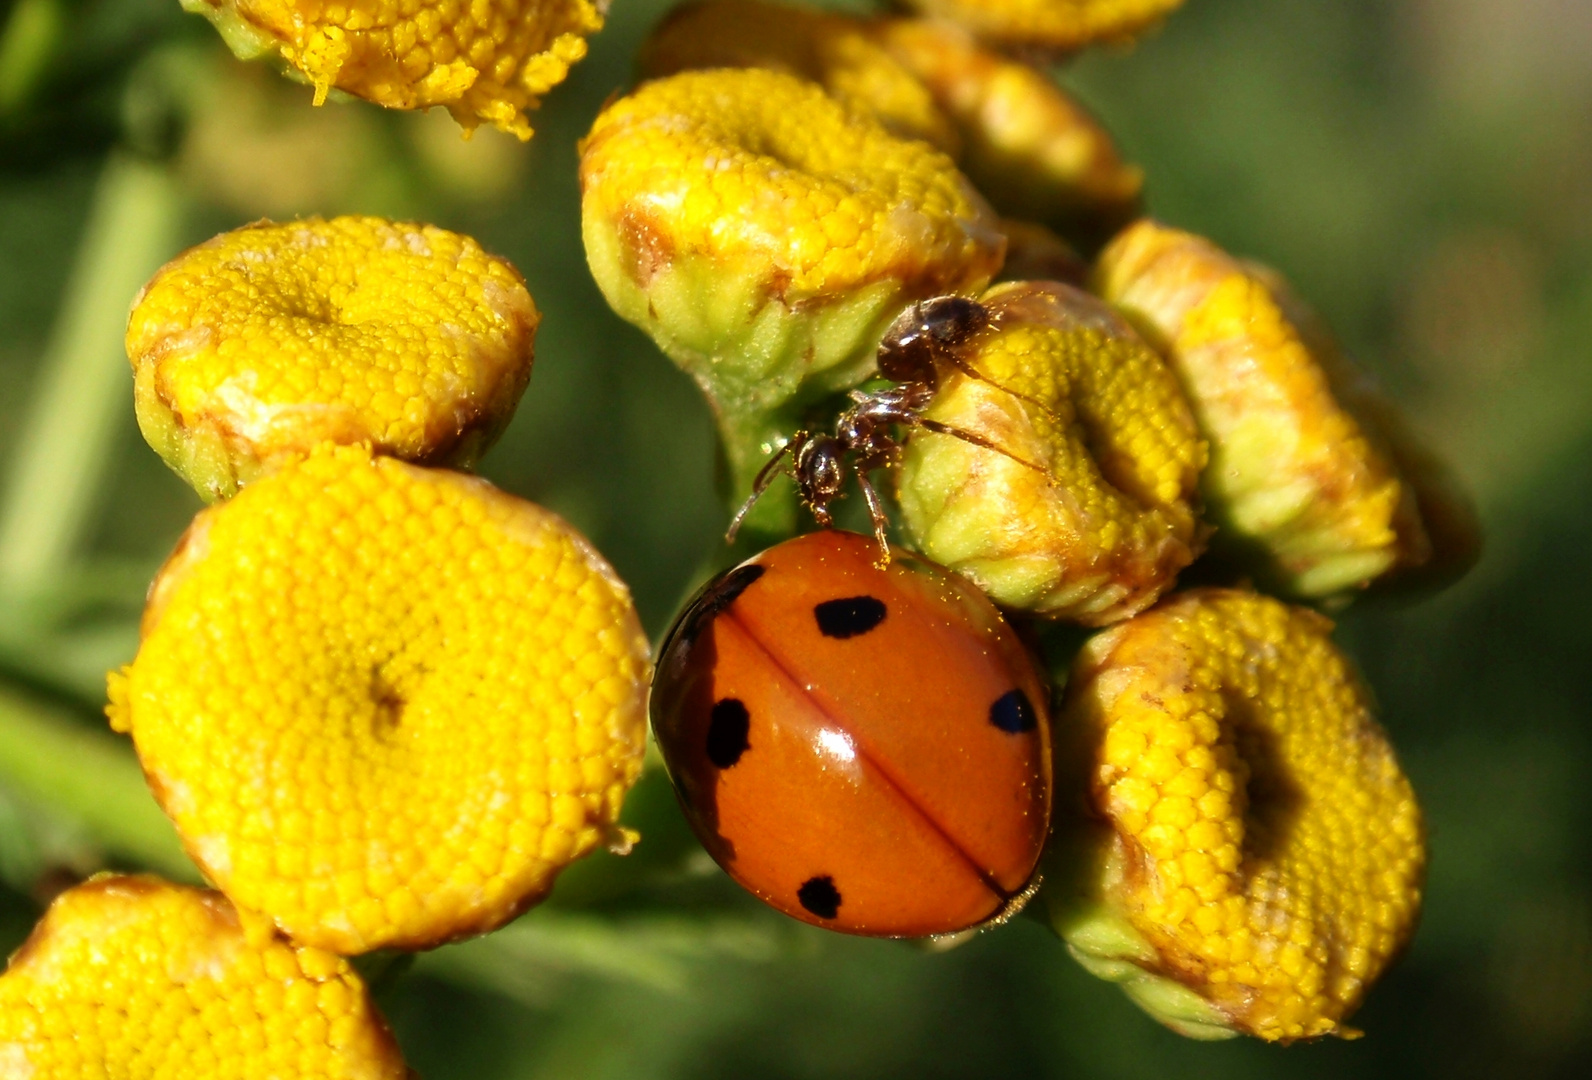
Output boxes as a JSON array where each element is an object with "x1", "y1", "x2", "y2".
[
  {"x1": 898, "y1": 0, "x2": 1186, "y2": 53},
  {"x1": 579, "y1": 67, "x2": 1003, "y2": 514},
  {"x1": 177, "y1": 0, "x2": 605, "y2": 137},
  {"x1": 1094, "y1": 220, "x2": 1477, "y2": 599},
  {"x1": 873, "y1": 16, "x2": 1143, "y2": 247},
  {"x1": 126, "y1": 215, "x2": 538, "y2": 502},
  {"x1": 896, "y1": 280, "x2": 1205, "y2": 624},
  {"x1": 106, "y1": 446, "x2": 650, "y2": 954},
  {"x1": 1042, "y1": 589, "x2": 1425, "y2": 1041},
  {"x1": 639, "y1": 0, "x2": 961, "y2": 153},
  {"x1": 0, "y1": 874, "x2": 409, "y2": 1075}
]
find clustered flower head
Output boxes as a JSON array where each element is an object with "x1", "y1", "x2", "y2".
[
  {"x1": 180, "y1": 0, "x2": 608, "y2": 137},
  {"x1": 576, "y1": 0, "x2": 1476, "y2": 1044}
]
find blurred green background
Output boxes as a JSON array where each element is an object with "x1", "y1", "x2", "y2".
[{"x1": 1, "y1": 0, "x2": 1589, "y2": 1076}]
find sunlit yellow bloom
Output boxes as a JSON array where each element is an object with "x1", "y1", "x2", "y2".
[
  {"x1": 901, "y1": 0, "x2": 1185, "y2": 52},
  {"x1": 897, "y1": 280, "x2": 1205, "y2": 624},
  {"x1": 107, "y1": 446, "x2": 650, "y2": 954},
  {"x1": 580, "y1": 67, "x2": 1002, "y2": 506},
  {"x1": 1095, "y1": 220, "x2": 1460, "y2": 599},
  {"x1": 1044, "y1": 589, "x2": 1424, "y2": 1041},
  {"x1": 127, "y1": 216, "x2": 538, "y2": 502},
  {"x1": 639, "y1": 0, "x2": 960, "y2": 153},
  {"x1": 0, "y1": 875, "x2": 408, "y2": 1077},
  {"x1": 179, "y1": 0, "x2": 605, "y2": 137},
  {"x1": 874, "y1": 17, "x2": 1143, "y2": 246}
]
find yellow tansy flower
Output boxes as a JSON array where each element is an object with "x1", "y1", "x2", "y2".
[
  {"x1": 126, "y1": 216, "x2": 538, "y2": 503},
  {"x1": 902, "y1": 0, "x2": 1186, "y2": 52},
  {"x1": 639, "y1": 0, "x2": 961, "y2": 153},
  {"x1": 580, "y1": 67, "x2": 1002, "y2": 507},
  {"x1": 179, "y1": 0, "x2": 606, "y2": 137},
  {"x1": 107, "y1": 446, "x2": 650, "y2": 955},
  {"x1": 874, "y1": 16, "x2": 1143, "y2": 247},
  {"x1": 0, "y1": 875, "x2": 409, "y2": 1077},
  {"x1": 1044, "y1": 589, "x2": 1425, "y2": 1041},
  {"x1": 897, "y1": 280, "x2": 1206, "y2": 624},
  {"x1": 1095, "y1": 219, "x2": 1473, "y2": 599}
]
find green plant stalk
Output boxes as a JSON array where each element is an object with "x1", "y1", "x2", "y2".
[
  {"x1": 0, "y1": 153, "x2": 181, "y2": 594},
  {"x1": 0, "y1": 0, "x2": 60, "y2": 117},
  {"x1": 0, "y1": 682, "x2": 195, "y2": 880}
]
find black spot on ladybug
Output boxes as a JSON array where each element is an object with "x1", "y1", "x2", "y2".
[
  {"x1": 797, "y1": 875, "x2": 841, "y2": 919},
  {"x1": 706, "y1": 698, "x2": 751, "y2": 768},
  {"x1": 677, "y1": 564, "x2": 766, "y2": 644},
  {"x1": 989, "y1": 688, "x2": 1037, "y2": 734},
  {"x1": 813, "y1": 596, "x2": 887, "y2": 639}
]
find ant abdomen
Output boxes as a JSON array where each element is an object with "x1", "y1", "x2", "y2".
[{"x1": 876, "y1": 296, "x2": 992, "y2": 385}]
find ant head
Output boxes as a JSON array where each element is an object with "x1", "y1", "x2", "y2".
[
  {"x1": 793, "y1": 434, "x2": 846, "y2": 520},
  {"x1": 876, "y1": 296, "x2": 991, "y2": 384}
]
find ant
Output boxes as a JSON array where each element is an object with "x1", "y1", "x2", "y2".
[{"x1": 726, "y1": 296, "x2": 1054, "y2": 561}]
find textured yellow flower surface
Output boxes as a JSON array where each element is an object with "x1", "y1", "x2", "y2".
[
  {"x1": 107, "y1": 447, "x2": 650, "y2": 955},
  {"x1": 179, "y1": 0, "x2": 606, "y2": 137},
  {"x1": 0, "y1": 875, "x2": 408, "y2": 1078},
  {"x1": 639, "y1": 0, "x2": 960, "y2": 154},
  {"x1": 874, "y1": 17, "x2": 1143, "y2": 246},
  {"x1": 1095, "y1": 220, "x2": 1435, "y2": 599},
  {"x1": 127, "y1": 216, "x2": 538, "y2": 503},
  {"x1": 902, "y1": 0, "x2": 1185, "y2": 52},
  {"x1": 580, "y1": 67, "x2": 1003, "y2": 423},
  {"x1": 1050, "y1": 589, "x2": 1425, "y2": 1041},
  {"x1": 897, "y1": 280, "x2": 1205, "y2": 624}
]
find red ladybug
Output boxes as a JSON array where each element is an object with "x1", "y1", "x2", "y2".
[{"x1": 651, "y1": 530, "x2": 1053, "y2": 937}]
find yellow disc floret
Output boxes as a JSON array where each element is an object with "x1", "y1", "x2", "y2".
[
  {"x1": 1095, "y1": 220, "x2": 1448, "y2": 598},
  {"x1": 178, "y1": 0, "x2": 606, "y2": 137},
  {"x1": 900, "y1": 0, "x2": 1185, "y2": 52},
  {"x1": 106, "y1": 446, "x2": 650, "y2": 954},
  {"x1": 897, "y1": 280, "x2": 1206, "y2": 624},
  {"x1": 639, "y1": 0, "x2": 961, "y2": 154},
  {"x1": 580, "y1": 67, "x2": 1002, "y2": 506},
  {"x1": 127, "y1": 216, "x2": 538, "y2": 503},
  {"x1": 873, "y1": 17, "x2": 1143, "y2": 247},
  {"x1": 1046, "y1": 589, "x2": 1425, "y2": 1041},
  {"x1": 0, "y1": 874, "x2": 408, "y2": 1077}
]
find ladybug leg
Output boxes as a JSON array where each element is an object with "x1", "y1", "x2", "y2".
[
  {"x1": 911, "y1": 418, "x2": 1050, "y2": 478},
  {"x1": 726, "y1": 434, "x2": 804, "y2": 542}
]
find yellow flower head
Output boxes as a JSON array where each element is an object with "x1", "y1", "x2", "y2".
[
  {"x1": 897, "y1": 280, "x2": 1206, "y2": 624},
  {"x1": 126, "y1": 216, "x2": 538, "y2": 503},
  {"x1": 580, "y1": 66, "x2": 1002, "y2": 506},
  {"x1": 1095, "y1": 220, "x2": 1468, "y2": 599},
  {"x1": 0, "y1": 875, "x2": 409, "y2": 1077},
  {"x1": 106, "y1": 446, "x2": 650, "y2": 955},
  {"x1": 900, "y1": 0, "x2": 1185, "y2": 52},
  {"x1": 873, "y1": 17, "x2": 1143, "y2": 247},
  {"x1": 639, "y1": 0, "x2": 961, "y2": 154},
  {"x1": 179, "y1": 0, "x2": 606, "y2": 137},
  {"x1": 1046, "y1": 589, "x2": 1425, "y2": 1041}
]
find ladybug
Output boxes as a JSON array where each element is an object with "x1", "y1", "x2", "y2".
[{"x1": 651, "y1": 530, "x2": 1053, "y2": 937}]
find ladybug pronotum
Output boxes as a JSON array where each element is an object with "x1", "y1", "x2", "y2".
[{"x1": 651, "y1": 530, "x2": 1053, "y2": 937}]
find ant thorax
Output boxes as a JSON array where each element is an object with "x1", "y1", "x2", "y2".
[{"x1": 728, "y1": 293, "x2": 1045, "y2": 560}]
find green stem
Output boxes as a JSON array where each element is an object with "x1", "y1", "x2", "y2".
[
  {"x1": 0, "y1": 682, "x2": 195, "y2": 880},
  {"x1": 0, "y1": 153, "x2": 182, "y2": 594},
  {"x1": 0, "y1": 0, "x2": 60, "y2": 117}
]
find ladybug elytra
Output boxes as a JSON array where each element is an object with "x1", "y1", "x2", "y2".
[{"x1": 651, "y1": 530, "x2": 1053, "y2": 937}]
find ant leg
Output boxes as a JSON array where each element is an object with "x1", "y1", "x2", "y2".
[
  {"x1": 855, "y1": 470, "x2": 893, "y2": 566},
  {"x1": 939, "y1": 354, "x2": 1064, "y2": 426},
  {"x1": 726, "y1": 436, "x2": 802, "y2": 543},
  {"x1": 912, "y1": 418, "x2": 1050, "y2": 476}
]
